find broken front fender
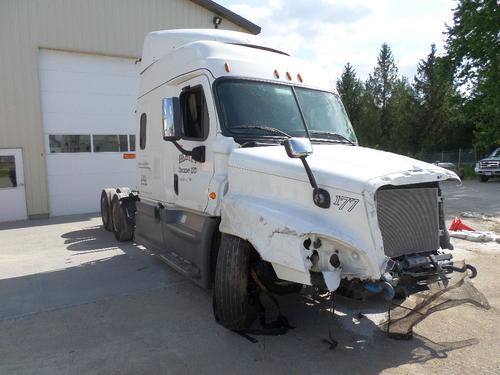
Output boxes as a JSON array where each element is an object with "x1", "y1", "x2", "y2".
[{"x1": 220, "y1": 193, "x2": 384, "y2": 287}]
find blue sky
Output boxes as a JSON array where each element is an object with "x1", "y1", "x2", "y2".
[{"x1": 218, "y1": 0, "x2": 456, "y2": 82}]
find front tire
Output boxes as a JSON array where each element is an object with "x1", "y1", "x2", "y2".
[
  {"x1": 111, "y1": 195, "x2": 134, "y2": 242},
  {"x1": 254, "y1": 261, "x2": 302, "y2": 295},
  {"x1": 213, "y1": 234, "x2": 258, "y2": 331}
]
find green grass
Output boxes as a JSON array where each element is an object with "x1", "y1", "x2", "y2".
[{"x1": 461, "y1": 164, "x2": 476, "y2": 180}]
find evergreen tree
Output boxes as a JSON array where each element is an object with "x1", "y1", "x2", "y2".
[
  {"x1": 414, "y1": 44, "x2": 471, "y2": 152},
  {"x1": 336, "y1": 63, "x2": 363, "y2": 127},
  {"x1": 414, "y1": 45, "x2": 451, "y2": 151},
  {"x1": 357, "y1": 86, "x2": 381, "y2": 148},
  {"x1": 388, "y1": 77, "x2": 418, "y2": 153},
  {"x1": 365, "y1": 43, "x2": 399, "y2": 148}
]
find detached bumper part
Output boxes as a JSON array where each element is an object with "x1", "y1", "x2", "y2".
[
  {"x1": 363, "y1": 252, "x2": 477, "y2": 301},
  {"x1": 322, "y1": 268, "x2": 342, "y2": 291}
]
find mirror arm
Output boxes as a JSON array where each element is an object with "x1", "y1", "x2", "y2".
[
  {"x1": 168, "y1": 139, "x2": 206, "y2": 163},
  {"x1": 300, "y1": 156, "x2": 331, "y2": 209},
  {"x1": 300, "y1": 156, "x2": 318, "y2": 189}
]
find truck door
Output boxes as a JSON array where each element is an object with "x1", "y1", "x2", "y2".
[{"x1": 169, "y1": 75, "x2": 215, "y2": 212}]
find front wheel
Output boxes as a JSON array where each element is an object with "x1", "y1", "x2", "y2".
[{"x1": 213, "y1": 234, "x2": 259, "y2": 331}]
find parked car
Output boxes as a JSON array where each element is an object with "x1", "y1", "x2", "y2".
[
  {"x1": 433, "y1": 161, "x2": 464, "y2": 180},
  {"x1": 475, "y1": 148, "x2": 500, "y2": 182}
]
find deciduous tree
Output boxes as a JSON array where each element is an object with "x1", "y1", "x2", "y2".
[{"x1": 445, "y1": 0, "x2": 500, "y2": 150}]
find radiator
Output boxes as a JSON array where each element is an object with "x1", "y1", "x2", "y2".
[{"x1": 376, "y1": 187, "x2": 440, "y2": 258}]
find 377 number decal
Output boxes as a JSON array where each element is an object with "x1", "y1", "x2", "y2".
[{"x1": 333, "y1": 195, "x2": 359, "y2": 212}]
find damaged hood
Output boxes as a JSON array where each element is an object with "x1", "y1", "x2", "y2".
[{"x1": 229, "y1": 144, "x2": 459, "y2": 194}]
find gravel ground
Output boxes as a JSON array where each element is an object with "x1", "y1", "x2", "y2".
[{"x1": 0, "y1": 180, "x2": 498, "y2": 375}]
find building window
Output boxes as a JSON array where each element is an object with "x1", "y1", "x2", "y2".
[
  {"x1": 129, "y1": 134, "x2": 136, "y2": 151},
  {"x1": 49, "y1": 135, "x2": 91, "y2": 153},
  {"x1": 93, "y1": 135, "x2": 128, "y2": 152},
  {"x1": 180, "y1": 86, "x2": 208, "y2": 140},
  {"x1": 0, "y1": 155, "x2": 17, "y2": 188},
  {"x1": 140, "y1": 113, "x2": 147, "y2": 149}
]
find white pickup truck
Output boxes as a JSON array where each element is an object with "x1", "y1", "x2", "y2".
[
  {"x1": 475, "y1": 148, "x2": 500, "y2": 182},
  {"x1": 100, "y1": 29, "x2": 475, "y2": 332}
]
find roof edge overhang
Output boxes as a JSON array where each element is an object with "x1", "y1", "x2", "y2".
[{"x1": 190, "y1": 0, "x2": 261, "y2": 35}]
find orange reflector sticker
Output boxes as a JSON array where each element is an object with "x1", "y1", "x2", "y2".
[
  {"x1": 209, "y1": 192, "x2": 217, "y2": 200},
  {"x1": 123, "y1": 153, "x2": 136, "y2": 159}
]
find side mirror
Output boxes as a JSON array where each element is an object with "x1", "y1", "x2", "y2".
[
  {"x1": 162, "y1": 97, "x2": 182, "y2": 141},
  {"x1": 284, "y1": 137, "x2": 313, "y2": 158},
  {"x1": 284, "y1": 137, "x2": 330, "y2": 208}
]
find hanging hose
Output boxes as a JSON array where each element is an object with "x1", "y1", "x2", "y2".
[
  {"x1": 236, "y1": 270, "x2": 294, "y2": 341},
  {"x1": 364, "y1": 281, "x2": 395, "y2": 300}
]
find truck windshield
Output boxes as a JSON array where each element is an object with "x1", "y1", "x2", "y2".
[{"x1": 216, "y1": 80, "x2": 357, "y2": 143}]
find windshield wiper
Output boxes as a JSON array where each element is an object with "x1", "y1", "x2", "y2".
[
  {"x1": 231, "y1": 125, "x2": 291, "y2": 138},
  {"x1": 309, "y1": 131, "x2": 356, "y2": 146}
]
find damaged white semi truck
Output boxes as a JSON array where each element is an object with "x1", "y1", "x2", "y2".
[{"x1": 100, "y1": 29, "x2": 476, "y2": 332}]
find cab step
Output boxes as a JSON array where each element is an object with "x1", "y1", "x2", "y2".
[{"x1": 157, "y1": 251, "x2": 200, "y2": 280}]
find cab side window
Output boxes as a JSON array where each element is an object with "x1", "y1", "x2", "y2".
[{"x1": 180, "y1": 87, "x2": 208, "y2": 140}]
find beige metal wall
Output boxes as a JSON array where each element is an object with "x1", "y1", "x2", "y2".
[{"x1": 0, "y1": 0, "x2": 247, "y2": 218}]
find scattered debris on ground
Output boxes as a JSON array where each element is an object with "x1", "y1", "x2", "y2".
[
  {"x1": 379, "y1": 261, "x2": 490, "y2": 339},
  {"x1": 449, "y1": 216, "x2": 500, "y2": 244}
]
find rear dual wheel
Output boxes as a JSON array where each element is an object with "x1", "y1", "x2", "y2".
[{"x1": 100, "y1": 189, "x2": 113, "y2": 231}]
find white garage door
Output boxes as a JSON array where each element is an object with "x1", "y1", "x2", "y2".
[{"x1": 40, "y1": 50, "x2": 139, "y2": 216}]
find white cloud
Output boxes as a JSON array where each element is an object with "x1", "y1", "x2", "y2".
[{"x1": 220, "y1": 0, "x2": 455, "y2": 81}]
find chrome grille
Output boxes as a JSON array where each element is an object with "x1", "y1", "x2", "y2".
[
  {"x1": 376, "y1": 187, "x2": 439, "y2": 258},
  {"x1": 479, "y1": 160, "x2": 499, "y2": 169}
]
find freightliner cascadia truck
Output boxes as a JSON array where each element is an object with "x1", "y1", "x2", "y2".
[{"x1": 100, "y1": 29, "x2": 475, "y2": 332}]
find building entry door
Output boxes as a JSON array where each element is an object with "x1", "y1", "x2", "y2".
[{"x1": 0, "y1": 148, "x2": 28, "y2": 222}]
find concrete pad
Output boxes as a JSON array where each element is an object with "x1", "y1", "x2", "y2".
[
  {"x1": 0, "y1": 214, "x2": 185, "y2": 319},
  {"x1": 0, "y1": 181, "x2": 499, "y2": 374}
]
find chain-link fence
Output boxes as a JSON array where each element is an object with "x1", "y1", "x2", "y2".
[{"x1": 414, "y1": 149, "x2": 478, "y2": 167}]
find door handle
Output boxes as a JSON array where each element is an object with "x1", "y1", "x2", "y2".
[{"x1": 174, "y1": 174, "x2": 179, "y2": 195}]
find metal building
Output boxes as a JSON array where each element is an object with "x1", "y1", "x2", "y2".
[{"x1": 0, "y1": 0, "x2": 259, "y2": 222}]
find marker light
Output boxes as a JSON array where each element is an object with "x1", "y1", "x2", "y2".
[
  {"x1": 286, "y1": 72, "x2": 292, "y2": 81},
  {"x1": 297, "y1": 73, "x2": 303, "y2": 83},
  {"x1": 224, "y1": 63, "x2": 230, "y2": 72},
  {"x1": 274, "y1": 69, "x2": 280, "y2": 79},
  {"x1": 209, "y1": 192, "x2": 217, "y2": 200}
]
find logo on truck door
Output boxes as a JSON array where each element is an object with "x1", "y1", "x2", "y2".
[
  {"x1": 178, "y1": 154, "x2": 198, "y2": 178},
  {"x1": 333, "y1": 195, "x2": 359, "y2": 212}
]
